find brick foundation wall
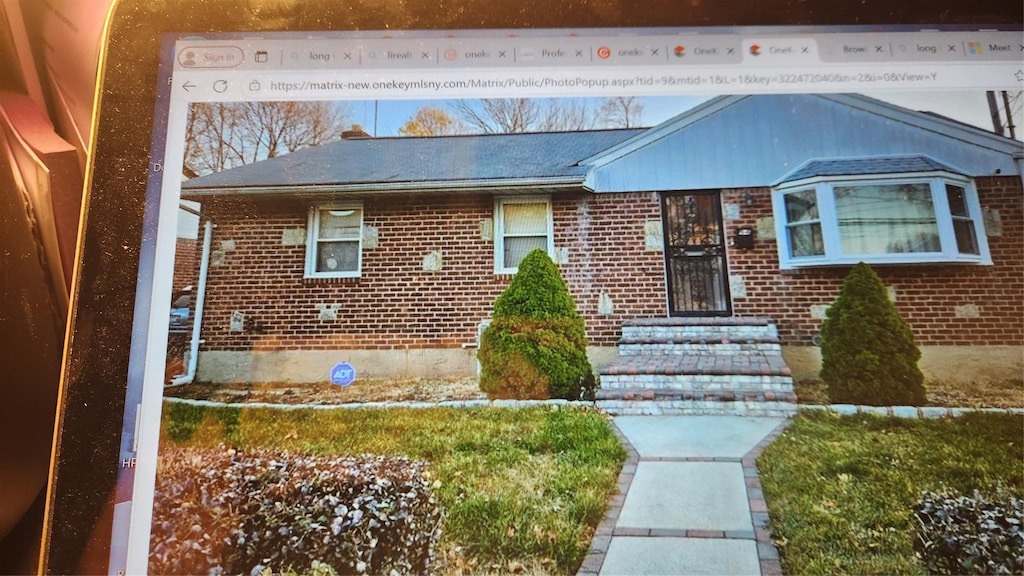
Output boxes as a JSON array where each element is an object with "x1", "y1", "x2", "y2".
[
  {"x1": 195, "y1": 192, "x2": 667, "y2": 354},
  {"x1": 723, "y1": 176, "x2": 1024, "y2": 346}
]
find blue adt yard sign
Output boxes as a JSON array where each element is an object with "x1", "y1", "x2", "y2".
[{"x1": 330, "y1": 362, "x2": 356, "y2": 387}]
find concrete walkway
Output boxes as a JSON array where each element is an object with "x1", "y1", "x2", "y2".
[{"x1": 579, "y1": 416, "x2": 790, "y2": 576}]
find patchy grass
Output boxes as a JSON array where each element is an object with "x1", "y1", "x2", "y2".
[
  {"x1": 925, "y1": 378, "x2": 1024, "y2": 409},
  {"x1": 164, "y1": 377, "x2": 486, "y2": 404},
  {"x1": 158, "y1": 403, "x2": 625, "y2": 575},
  {"x1": 758, "y1": 411, "x2": 1024, "y2": 575},
  {"x1": 793, "y1": 378, "x2": 830, "y2": 405},
  {"x1": 794, "y1": 377, "x2": 1024, "y2": 409}
]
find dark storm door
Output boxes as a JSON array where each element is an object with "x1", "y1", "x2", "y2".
[{"x1": 661, "y1": 191, "x2": 732, "y2": 316}]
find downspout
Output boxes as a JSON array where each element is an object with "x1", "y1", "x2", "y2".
[
  {"x1": 1015, "y1": 150, "x2": 1023, "y2": 192},
  {"x1": 170, "y1": 219, "x2": 214, "y2": 385}
]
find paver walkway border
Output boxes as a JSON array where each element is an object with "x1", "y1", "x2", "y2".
[
  {"x1": 577, "y1": 419, "x2": 791, "y2": 576},
  {"x1": 163, "y1": 396, "x2": 1024, "y2": 417}
]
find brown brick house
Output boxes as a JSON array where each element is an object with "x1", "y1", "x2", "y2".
[{"x1": 177, "y1": 94, "x2": 1023, "y2": 385}]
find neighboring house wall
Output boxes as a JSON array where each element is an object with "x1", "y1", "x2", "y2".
[{"x1": 172, "y1": 238, "x2": 198, "y2": 295}]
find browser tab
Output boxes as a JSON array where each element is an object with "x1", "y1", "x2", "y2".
[
  {"x1": 518, "y1": 43, "x2": 589, "y2": 64},
  {"x1": 592, "y1": 43, "x2": 665, "y2": 63},
  {"x1": 669, "y1": 38, "x2": 743, "y2": 64},
  {"x1": 910, "y1": 39, "x2": 943, "y2": 57},
  {"x1": 742, "y1": 38, "x2": 818, "y2": 63}
]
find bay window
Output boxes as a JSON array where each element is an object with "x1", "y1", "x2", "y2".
[{"x1": 774, "y1": 173, "x2": 990, "y2": 268}]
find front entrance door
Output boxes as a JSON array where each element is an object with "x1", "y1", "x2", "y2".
[{"x1": 661, "y1": 191, "x2": 732, "y2": 316}]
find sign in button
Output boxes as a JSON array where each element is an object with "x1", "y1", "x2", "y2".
[{"x1": 177, "y1": 46, "x2": 245, "y2": 68}]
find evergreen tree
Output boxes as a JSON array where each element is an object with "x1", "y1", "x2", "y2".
[
  {"x1": 478, "y1": 250, "x2": 595, "y2": 400},
  {"x1": 820, "y1": 262, "x2": 926, "y2": 406}
]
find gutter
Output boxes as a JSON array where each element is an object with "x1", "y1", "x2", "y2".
[
  {"x1": 180, "y1": 176, "x2": 586, "y2": 198},
  {"x1": 170, "y1": 219, "x2": 213, "y2": 386}
]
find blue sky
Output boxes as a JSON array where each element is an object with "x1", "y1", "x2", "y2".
[
  {"x1": 343, "y1": 92, "x2": 1022, "y2": 139},
  {"x1": 348, "y1": 96, "x2": 711, "y2": 135}
]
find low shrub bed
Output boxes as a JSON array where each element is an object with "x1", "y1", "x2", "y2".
[
  {"x1": 156, "y1": 404, "x2": 626, "y2": 575},
  {"x1": 758, "y1": 411, "x2": 1023, "y2": 575},
  {"x1": 149, "y1": 447, "x2": 442, "y2": 575},
  {"x1": 915, "y1": 487, "x2": 1023, "y2": 575}
]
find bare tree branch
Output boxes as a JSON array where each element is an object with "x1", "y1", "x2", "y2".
[
  {"x1": 448, "y1": 98, "x2": 597, "y2": 133},
  {"x1": 182, "y1": 101, "x2": 349, "y2": 177},
  {"x1": 598, "y1": 96, "x2": 645, "y2": 128}
]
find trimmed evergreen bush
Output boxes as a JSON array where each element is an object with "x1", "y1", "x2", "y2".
[
  {"x1": 820, "y1": 262, "x2": 926, "y2": 406},
  {"x1": 478, "y1": 249, "x2": 595, "y2": 400}
]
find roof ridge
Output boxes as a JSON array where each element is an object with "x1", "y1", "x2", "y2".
[{"x1": 362, "y1": 126, "x2": 646, "y2": 141}]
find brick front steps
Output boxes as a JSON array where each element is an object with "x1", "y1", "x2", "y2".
[{"x1": 597, "y1": 317, "x2": 798, "y2": 417}]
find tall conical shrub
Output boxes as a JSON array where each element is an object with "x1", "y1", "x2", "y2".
[
  {"x1": 820, "y1": 262, "x2": 926, "y2": 406},
  {"x1": 478, "y1": 249, "x2": 595, "y2": 400}
]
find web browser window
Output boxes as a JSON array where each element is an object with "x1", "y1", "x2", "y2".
[{"x1": 112, "y1": 26, "x2": 1022, "y2": 573}]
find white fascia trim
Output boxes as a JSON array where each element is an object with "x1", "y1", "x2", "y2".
[
  {"x1": 775, "y1": 169, "x2": 970, "y2": 190},
  {"x1": 181, "y1": 176, "x2": 585, "y2": 197}
]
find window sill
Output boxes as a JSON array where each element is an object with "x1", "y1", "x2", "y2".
[
  {"x1": 302, "y1": 275, "x2": 362, "y2": 285},
  {"x1": 780, "y1": 255, "x2": 992, "y2": 270}
]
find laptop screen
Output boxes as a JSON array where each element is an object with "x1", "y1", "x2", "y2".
[{"x1": 110, "y1": 25, "x2": 1022, "y2": 573}]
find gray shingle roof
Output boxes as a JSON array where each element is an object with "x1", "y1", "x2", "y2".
[
  {"x1": 778, "y1": 155, "x2": 964, "y2": 184},
  {"x1": 181, "y1": 128, "x2": 644, "y2": 193}
]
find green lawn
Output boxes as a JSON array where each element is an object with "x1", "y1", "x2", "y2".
[
  {"x1": 758, "y1": 411, "x2": 1024, "y2": 575},
  {"x1": 159, "y1": 402, "x2": 626, "y2": 575}
]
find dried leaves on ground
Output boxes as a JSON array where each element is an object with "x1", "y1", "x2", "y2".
[
  {"x1": 165, "y1": 377, "x2": 486, "y2": 405},
  {"x1": 795, "y1": 378, "x2": 1023, "y2": 409}
]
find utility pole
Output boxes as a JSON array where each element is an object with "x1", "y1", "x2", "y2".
[
  {"x1": 1001, "y1": 91, "x2": 1016, "y2": 140},
  {"x1": 986, "y1": 91, "x2": 1005, "y2": 136}
]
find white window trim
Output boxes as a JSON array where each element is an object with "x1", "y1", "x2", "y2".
[
  {"x1": 772, "y1": 172, "x2": 992, "y2": 269},
  {"x1": 305, "y1": 203, "x2": 364, "y2": 278},
  {"x1": 494, "y1": 195, "x2": 555, "y2": 274}
]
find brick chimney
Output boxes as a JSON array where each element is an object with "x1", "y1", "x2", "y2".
[{"x1": 341, "y1": 124, "x2": 371, "y2": 139}]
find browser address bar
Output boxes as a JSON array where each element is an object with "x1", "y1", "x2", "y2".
[{"x1": 206, "y1": 62, "x2": 1024, "y2": 100}]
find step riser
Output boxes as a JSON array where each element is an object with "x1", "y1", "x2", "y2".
[
  {"x1": 619, "y1": 343, "x2": 782, "y2": 356},
  {"x1": 600, "y1": 374, "x2": 794, "y2": 392},
  {"x1": 621, "y1": 326, "x2": 778, "y2": 341}
]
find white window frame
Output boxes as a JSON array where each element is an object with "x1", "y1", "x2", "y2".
[
  {"x1": 305, "y1": 203, "x2": 364, "y2": 278},
  {"x1": 772, "y1": 171, "x2": 991, "y2": 269},
  {"x1": 494, "y1": 195, "x2": 555, "y2": 274}
]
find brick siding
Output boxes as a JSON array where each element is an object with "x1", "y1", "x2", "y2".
[
  {"x1": 172, "y1": 238, "x2": 199, "y2": 294},
  {"x1": 193, "y1": 192, "x2": 667, "y2": 353},
  {"x1": 189, "y1": 177, "x2": 1022, "y2": 355}
]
